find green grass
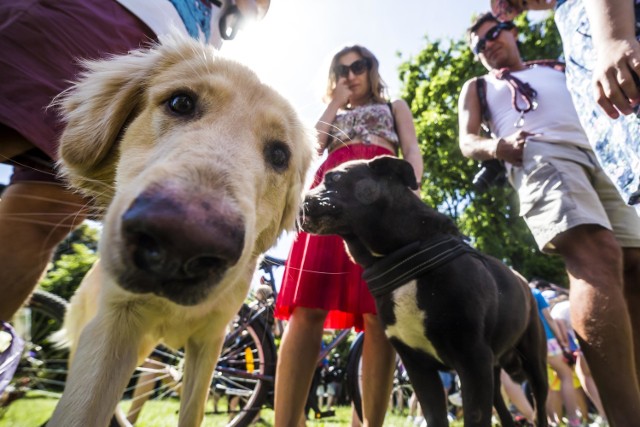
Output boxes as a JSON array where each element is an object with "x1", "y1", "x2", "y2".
[{"x1": 0, "y1": 397, "x2": 465, "y2": 426}]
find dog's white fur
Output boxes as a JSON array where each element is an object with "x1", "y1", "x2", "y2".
[{"x1": 48, "y1": 36, "x2": 313, "y2": 427}]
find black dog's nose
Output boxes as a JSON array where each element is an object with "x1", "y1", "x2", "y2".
[{"x1": 121, "y1": 190, "x2": 245, "y2": 281}]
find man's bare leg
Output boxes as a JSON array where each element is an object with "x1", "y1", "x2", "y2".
[
  {"x1": 0, "y1": 181, "x2": 88, "y2": 320},
  {"x1": 555, "y1": 225, "x2": 640, "y2": 425},
  {"x1": 622, "y1": 248, "x2": 640, "y2": 384}
]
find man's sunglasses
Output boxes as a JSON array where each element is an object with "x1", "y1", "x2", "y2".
[
  {"x1": 334, "y1": 58, "x2": 371, "y2": 79},
  {"x1": 471, "y1": 22, "x2": 515, "y2": 55}
]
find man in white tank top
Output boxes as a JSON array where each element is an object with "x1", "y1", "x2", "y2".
[{"x1": 458, "y1": 12, "x2": 640, "y2": 426}]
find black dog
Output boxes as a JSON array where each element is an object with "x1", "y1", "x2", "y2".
[{"x1": 301, "y1": 156, "x2": 548, "y2": 427}]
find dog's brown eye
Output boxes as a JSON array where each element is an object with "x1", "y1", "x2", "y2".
[
  {"x1": 168, "y1": 93, "x2": 196, "y2": 115},
  {"x1": 264, "y1": 140, "x2": 290, "y2": 172}
]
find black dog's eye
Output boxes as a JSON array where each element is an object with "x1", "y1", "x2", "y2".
[
  {"x1": 330, "y1": 172, "x2": 342, "y2": 183},
  {"x1": 264, "y1": 140, "x2": 290, "y2": 172},
  {"x1": 167, "y1": 92, "x2": 196, "y2": 116}
]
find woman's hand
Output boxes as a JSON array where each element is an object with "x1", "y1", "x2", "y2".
[
  {"x1": 331, "y1": 77, "x2": 351, "y2": 108},
  {"x1": 592, "y1": 38, "x2": 640, "y2": 118}
]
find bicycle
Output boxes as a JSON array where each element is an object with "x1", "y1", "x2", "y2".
[
  {"x1": 108, "y1": 254, "x2": 360, "y2": 426},
  {"x1": 118, "y1": 254, "x2": 420, "y2": 426},
  {"x1": 1, "y1": 289, "x2": 69, "y2": 419},
  {"x1": 345, "y1": 331, "x2": 416, "y2": 422},
  {"x1": 0, "y1": 256, "x2": 366, "y2": 426},
  {"x1": 113, "y1": 257, "x2": 283, "y2": 427}
]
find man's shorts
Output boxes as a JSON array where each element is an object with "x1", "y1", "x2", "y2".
[{"x1": 509, "y1": 141, "x2": 640, "y2": 252}]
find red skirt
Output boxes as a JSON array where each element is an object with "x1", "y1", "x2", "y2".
[{"x1": 274, "y1": 144, "x2": 395, "y2": 331}]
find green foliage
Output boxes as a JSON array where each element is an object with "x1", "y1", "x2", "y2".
[
  {"x1": 39, "y1": 223, "x2": 99, "y2": 301},
  {"x1": 398, "y1": 13, "x2": 566, "y2": 285},
  {"x1": 51, "y1": 223, "x2": 99, "y2": 261}
]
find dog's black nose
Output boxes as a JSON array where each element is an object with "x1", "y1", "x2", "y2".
[{"x1": 121, "y1": 190, "x2": 245, "y2": 282}]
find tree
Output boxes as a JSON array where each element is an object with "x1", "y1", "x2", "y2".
[
  {"x1": 39, "y1": 223, "x2": 99, "y2": 301},
  {"x1": 398, "y1": 13, "x2": 567, "y2": 285}
]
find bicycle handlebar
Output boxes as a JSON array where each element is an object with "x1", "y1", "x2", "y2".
[{"x1": 260, "y1": 254, "x2": 285, "y2": 268}]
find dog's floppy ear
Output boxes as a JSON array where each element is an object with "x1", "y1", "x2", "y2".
[
  {"x1": 55, "y1": 46, "x2": 160, "y2": 205},
  {"x1": 368, "y1": 156, "x2": 418, "y2": 190}
]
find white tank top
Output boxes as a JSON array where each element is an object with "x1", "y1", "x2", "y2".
[{"x1": 484, "y1": 66, "x2": 590, "y2": 149}]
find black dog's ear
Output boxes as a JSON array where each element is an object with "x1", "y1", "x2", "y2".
[{"x1": 368, "y1": 156, "x2": 418, "y2": 190}]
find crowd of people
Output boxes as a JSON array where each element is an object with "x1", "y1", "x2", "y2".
[{"x1": 2, "y1": 0, "x2": 640, "y2": 426}]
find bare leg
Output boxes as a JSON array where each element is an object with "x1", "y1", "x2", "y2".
[
  {"x1": 0, "y1": 181, "x2": 88, "y2": 320},
  {"x1": 274, "y1": 307, "x2": 326, "y2": 427},
  {"x1": 547, "y1": 354, "x2": 580, "y2": 424},
  {"x1": 546, "y1": 389, "x2": 562, "y2": 426},
  {"x1": 622, "y1": 248, "x2": 640, "y2": 385},
  {"x1": 351, "y1": 406, "x2": 362, "y2": 427},
  {"x1": 361, "y1": 313, "x2": 395, "y2": 427},
  {"x1": 500, "y1": 369, "x2": 535, "y2": 423},
  {"x1": 126, "y1": 360, "x2": 161, "y2": 424},
  {"x1": 575, "y1": 386, "x2": 589, "y2": 423},
  {"x1": 574, "y1": 352, "x2": 606, "y2": 420},
  {"x1": 554, "y1": 225, "x2": 640, "y2": 424}
]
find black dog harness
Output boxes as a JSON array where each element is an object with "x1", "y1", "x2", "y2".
[{"x1": 362, "y1": 234, "x2": 475, "y2": 298}]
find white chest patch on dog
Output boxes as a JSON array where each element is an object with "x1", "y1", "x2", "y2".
[{"x1": 385, "y1": 280, "x2": 442, "y2": 363}]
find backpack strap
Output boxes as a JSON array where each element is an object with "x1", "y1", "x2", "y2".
[{"x1": 475, "y1": 76, "x2": 492, "y2": 135}]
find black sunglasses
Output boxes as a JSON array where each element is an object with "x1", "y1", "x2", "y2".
[
  {"x1": 471, "y1": 22, "x2": 515, "y2": 55},
  {"x1": 334, "y1": 58, "x2": 371, "y2": 78}
]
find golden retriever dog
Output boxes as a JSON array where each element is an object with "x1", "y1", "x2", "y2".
[{"x1": 47, "y1": 35, "x2": 314, "y2": 427}]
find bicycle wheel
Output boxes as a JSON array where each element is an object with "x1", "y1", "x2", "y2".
[
  {"x1": 116, "y1": 304, "x2": 276, "y2": 427},
  {"x1": 345, "y1": 332, "x2": 413, "y2": 422},
  {"x1": 4, "y1": 290, "x2": 69, "y2": 403},
  {"x1": 345, "y1": 331, "x2": 364, "y2": 421},
  {"x1": 215, "y1": 309, "x2": 276, "y2": 426}
]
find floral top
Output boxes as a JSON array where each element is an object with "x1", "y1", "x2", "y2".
[
  {"x1": 554, "y1": 0, "x2": 640, "y2": 205},
  {"x1": 327, "y1": 103, "x2": 399, "y2": 152}
]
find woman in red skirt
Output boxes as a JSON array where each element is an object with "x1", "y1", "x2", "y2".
[{"x1": 274, "y1": 44, "x2": 424, "y2": 426}]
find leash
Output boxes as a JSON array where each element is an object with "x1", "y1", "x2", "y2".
[
  {"x1": 479, "y1": 60, "x2": 565, "y2": 129},
  {"x1": 493, "y1": 68, "x2": 538, "y2": 128},
  {"x1": 362, "y1": 234, "x2": 474, "y2": 298}
]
